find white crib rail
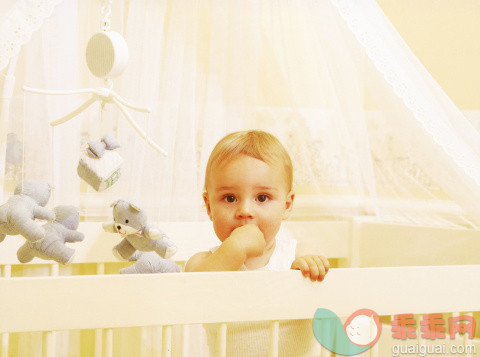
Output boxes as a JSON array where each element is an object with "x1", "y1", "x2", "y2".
[{"x1": 1, "y1": 266, "x2": 479, "y2": 333}]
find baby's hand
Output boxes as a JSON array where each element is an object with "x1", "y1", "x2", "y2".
[
  {"x1": 229, "y1": 224, "x2": 265, "y2": 258},
  {"x1": 291, "y1": 255, "x2": 329, "y2": 282}
]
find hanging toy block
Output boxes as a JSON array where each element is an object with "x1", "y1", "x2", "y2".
[{"x1": 77, "y1": 133, "x2": 123, "y2": 191}]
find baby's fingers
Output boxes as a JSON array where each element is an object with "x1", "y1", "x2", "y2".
[
  {"x1": 292, "y1": 257, "x2": 321, "y2": 281},
  {"x1": 291, "y1": 259, "x2": 310, "y2": 278},
  {"x1": 291, "y1": 256, "x2": 328, "y2": 282},
  {"x1": 306, "y1": 257, "x2": 322, "y2": 281},
  {"x1": 320, "y1": 255, "x2": 330, "y2": 273},
  {"x1": 312, "y1": 256, "x2": 327, "y2": 281}
]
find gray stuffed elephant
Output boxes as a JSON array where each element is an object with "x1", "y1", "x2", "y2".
[
  {"x1": 0, "y1": 180, "x2": 55, "y2": 243},
  {"x1": 17, "y1": 205, "x2": 84, "y2": 265}
]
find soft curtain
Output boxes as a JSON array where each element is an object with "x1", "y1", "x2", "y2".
[
  {"x1": 2, "y1": 0, "x2": 480, "y2": 221},
  {"x1": 2, "y1": 0, "x2": 373, "y2": 223}
]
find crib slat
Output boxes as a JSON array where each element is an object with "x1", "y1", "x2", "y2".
[
  {"x1": 97, "y1": 263, "x2": 105, "y2": 275},
  {"x1": 43, "y1": 264, "x2": 58, "y2": 357},
  {"x1": 216, "y1": 323, "x2": 227, "y2": 357},
  {"x1": 464, "y1": 312, "x2": 474, "y2": 357},
  {"x1": 320, "y1": 345, "x2": 332, "y2": 357},
  {"x1": 416, "y1": 313, "x2": 425, "y2": 351},
  {"x1": 0, "y1": 265, "x2": 10, "y2": 357},
  {"x1": 95, "y1": 263, "x2": 105, "y2": 357},
  {"x1": 50, "y1": 263, "x2": 59, "y2": 277},
  {"x1": 105, "y1": 328, "x2": 113, "y2": 357},
  {"x1": 140, "y1": 327, "x2": 147, "y2": 357},
  {"x1": 181, "y1": 325, "x2": 190, "y2": 357},
  {"x1": 43, "y1": 331, "x2": 55, "y2": 357},
  {"x1": 2, "y1": 265, "x2": 11, "y2": 278},
  {"x1": 452, "y1": 311, "x2": 474, "y2": 357},
  {"x1": 1, "y1": 333, "x2": 8, "y2": 357},
  {"x1": 162, "y1": 325, "x2": 172, "y2": 357},
  {"x1": 269, "y1": 320, "x2": 279, "y2": 357},
  {"x1": 94, "y1": 329, "x2": 103, "y2": 357},
  {"x1": 369, "y1": 316, "x2": 378, "y2": 357},
  {"x1": 152, "y1": 326, "x2": 162, "y2": 357}
]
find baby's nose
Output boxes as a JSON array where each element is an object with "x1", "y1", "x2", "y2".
[
  {"x1": 116, "y1": 225, "x2": 122, "y2": 230},
  {"x1": 236, "y1": 201, "x2": 254, "y2": 219}
]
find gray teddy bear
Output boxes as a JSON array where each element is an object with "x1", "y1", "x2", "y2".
[
  {"x1": 17, "y1": 205, "x2": 85, "y2": 265},
  {"x1": 0, "y1": 180, "x2": 55, "y2": 243},
  {"x1": 103, "y1": 199, "x2": 177, "y2": 261}
]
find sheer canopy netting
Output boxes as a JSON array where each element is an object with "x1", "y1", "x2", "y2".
[{"x1": 1, "y1": 0, "x2": 480, "y2": 226}]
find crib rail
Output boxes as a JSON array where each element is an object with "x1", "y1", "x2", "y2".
[{"x1": 1, "y1": 265, "x2": 480, "y2": 333}]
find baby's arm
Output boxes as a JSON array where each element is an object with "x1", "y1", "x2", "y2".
[
  {"x1": 291, "y1": 243, "x2": 329, "y2": 282},
  {"x1": 185, "y1": 224, "x2": 265, "y2": 272}
]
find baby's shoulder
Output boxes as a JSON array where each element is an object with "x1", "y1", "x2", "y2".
[{"x1": 184, "y1": 250, "x2": 212, "y2": 272}]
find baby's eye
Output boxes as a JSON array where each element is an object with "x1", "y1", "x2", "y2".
[
  {"x1": 257, "y1": 194, "x2": 269, "y2": 203},
  {"x1": 223, "y1": 195, "x2": 236, "y2": 203},
  {"x1": 125, "y1": 219, "x2": 129, "y2": 224}
]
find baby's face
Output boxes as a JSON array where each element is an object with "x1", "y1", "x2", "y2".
[{"x1": 204, "y1": 155, "x2": 294, "y2": 245}]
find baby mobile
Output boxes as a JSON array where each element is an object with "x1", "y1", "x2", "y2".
[{"x1": 0, "y1": 0, "x2": 178, "y2": 273}]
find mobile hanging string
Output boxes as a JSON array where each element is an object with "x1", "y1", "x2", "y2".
[
  {"x1": 101, "y1": 0, "x2": 113, "y2": 92},
  {"x1": 101, "y1": 0, "x2": 113, "y2": 31}
]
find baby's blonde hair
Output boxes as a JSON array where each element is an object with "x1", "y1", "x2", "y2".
[{"x1": 204, "y1": 130, "x2": 293, "y2": 192}]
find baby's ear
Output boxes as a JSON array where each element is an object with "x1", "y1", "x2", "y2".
[
  {"x1": 110, "y1": 200, "x2": 120, "y2": 208},
  {"x1": 129, "y1": 202, "x2": 142, "y2": 212},
  {"x1": 203, "y1": 192, "x2": 212, "y2": 220},
  {"x1": 282, "y1": 191, "x2": 295, "y2": 220}
]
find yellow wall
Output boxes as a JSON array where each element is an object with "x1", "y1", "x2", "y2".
[{"x1": 377, "y1": 0, "x2": 480, "y2": 110}]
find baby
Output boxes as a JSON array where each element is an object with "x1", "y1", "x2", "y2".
[{"x1": 186, "y1": 130, "x2": 329, "y2": 281}]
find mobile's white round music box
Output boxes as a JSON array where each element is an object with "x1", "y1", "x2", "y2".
[{"x1": 86, "y1": 31, "x2": 129, "y2": 78}]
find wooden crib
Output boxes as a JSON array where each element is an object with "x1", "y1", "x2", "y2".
[{"x1": 1, "y1": 219, "x2": 480, "y2": 356}]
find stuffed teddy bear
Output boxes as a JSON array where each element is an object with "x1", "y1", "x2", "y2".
[
  {"x1": 0, "y1": 180, "x2": 55, "y2": 243},
  {"x1": 120, "y1": 251, "x2": 180, "y2": 274},
  {"x1": 103, "y1": 199, "x2": 177, "y2": 261},
  {"x1": 17, "y1": 205, "x2": 84, "y2": 265}
]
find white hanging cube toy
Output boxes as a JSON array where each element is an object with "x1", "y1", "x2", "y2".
[{"x1": 78, "y1": 134, "x2": 123, "y2": 191}]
